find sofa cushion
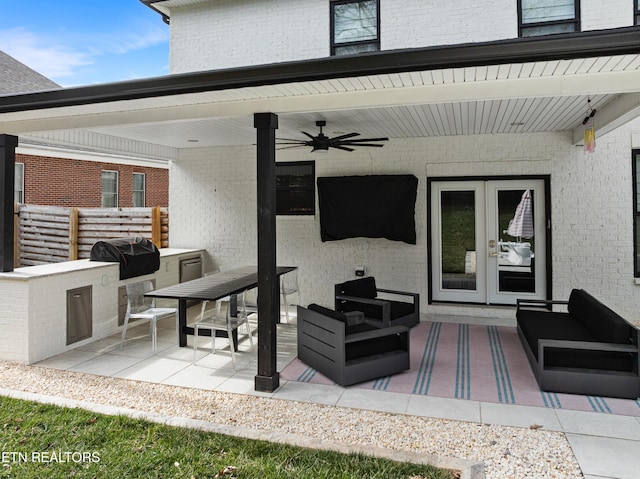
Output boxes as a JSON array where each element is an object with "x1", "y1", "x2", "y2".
[
  {"x1": 340, "y1": 277, "x2": 377, "y2": 299},
  {"x1": 517, "y1": 310, "x2": 594, "y2": 360},
  {"x1": 307, "y1": 303, "x2": 347, "y2": 323},
  {"x1": 568, "y1": 289, "x2": 632, "y2": 344},
  {"x1": 517, "y1": 311, "x2": 634, "y2": 371}
]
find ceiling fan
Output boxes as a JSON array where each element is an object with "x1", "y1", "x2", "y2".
[{"x1": 277, "y1": 120, "x2": 388, "y2": 152}]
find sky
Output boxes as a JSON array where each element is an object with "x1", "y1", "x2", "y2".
[{"x1": 0, "y1": 0, "x2": 169, "y2": 87}]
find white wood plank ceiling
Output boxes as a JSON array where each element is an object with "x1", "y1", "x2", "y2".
[{"x1": 13, "y1": 54, "x2": 640, "y2": 154}]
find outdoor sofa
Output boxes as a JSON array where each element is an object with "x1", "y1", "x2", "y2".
[
  {"x1": 297, "y1": 304, "x2": 410, "y2": 386},
  {"x1": 516, "y1": 289, "x2": 640, "y2": 399}
]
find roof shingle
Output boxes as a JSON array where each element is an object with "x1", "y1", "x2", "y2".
[{"x1": 0, "y1": 50, "x2": 60, "y2": 94}]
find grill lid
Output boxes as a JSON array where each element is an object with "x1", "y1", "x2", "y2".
[{"x1": 90, "y1": 236, "x2": 160, "y2": 280}]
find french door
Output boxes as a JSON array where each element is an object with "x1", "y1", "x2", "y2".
[{"x1": 430, "y1": 179, "x2": 547, "y2": 305}]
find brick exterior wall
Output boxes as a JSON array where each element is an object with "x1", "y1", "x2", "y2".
[{"x1": 17, "y1": 154, "x2": 168, "y2": 207}]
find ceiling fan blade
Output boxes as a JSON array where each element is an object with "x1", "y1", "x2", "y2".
[
  {"x1": 276, "y1": 145, "x2": 307, "y2": 150},
  {"x1": 339, "y1": 137, "x2": 389, "y2": 143},
  {"x1": 276, "y1": 141, "x2": 310, "y2": 145},
  {"x1": 341, "y1": 143, "x2": 386, "y2": 148},
  {"x1": 331, "y1": 145, "x2": 355, "y2": 152},
  {"x1": 301, "y1": 131, "x2": 315, "y2": 139},
  {"x1": 329, "y1": 132, "x2": 361, "y2": 141}
]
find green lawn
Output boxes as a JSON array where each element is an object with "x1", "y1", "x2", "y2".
[{"x1": 0, "y1": 396, "x2": 454, "y2": 479}]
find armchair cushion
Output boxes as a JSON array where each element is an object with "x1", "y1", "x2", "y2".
[
  {"x1": 307, "y1": 303, "x2": 376, "y2": 334},
  {"x1": 341, "y1": 299, "x2": 415, "y2": 321},
  {"x1": 340, "y1": 277, "x2": 377, "y2": 299}
]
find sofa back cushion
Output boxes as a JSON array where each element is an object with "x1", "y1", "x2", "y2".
[
  {"x1": 568, "y1": 289, "x2": 631, "y2": 344},
  {"x1": 307, "y1": 303, "x2": 348, "y2": 323},
  {"x1": 339, "y1": 277, "x2": 377, "y2": 299}
]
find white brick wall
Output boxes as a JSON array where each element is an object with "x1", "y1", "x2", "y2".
[
  {"x1": 581, "y1": 0, "x2": 634, "y2": 30},
  {"x1": 169, "y1": 119, "x2": 640, "y2": 324},
  {"x1": 170, "y1": 0, "x2": 328, "y2": 73},
  {"x1": 0, "y1": 250, "x2": 202, "y2": 364},
  {"x1": 382, "y1": 0, "x2": 516, "y2": 50},
  {"x1": 168, "y1": 0, "x2": 635, "y2": 74}
]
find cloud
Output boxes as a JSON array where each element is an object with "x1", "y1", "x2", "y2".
[
  {"x1": 0, "y1": 22, "x2": 168, "y2": 83},
  {"x1": 96, "y1": 22, "x2": 168, "y2": 55},
  {"x1": 0, "y1": 27, "x2": 92, "y2": 79}
]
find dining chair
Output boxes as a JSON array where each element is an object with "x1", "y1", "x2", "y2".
[
  {"x1": 120, "y1": 280, "x2": 178, "y2": 355},
  {"x1": 280, "y1": 269, "x2": 301, "y2": 323},
  {"x1": 193, "y1": 291, "x2": 254, "y2": 368}
]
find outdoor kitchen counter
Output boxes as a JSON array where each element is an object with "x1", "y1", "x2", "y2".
[
  {"x1": 0, "y1": 248, "x2": 203, "y2": 365},
  {"x1": 0, "y1": 248, "x2": 200, "y2": 279}
]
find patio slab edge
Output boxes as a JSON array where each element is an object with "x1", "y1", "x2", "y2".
[{"x1": 0, "y1": 387, "x2": 485, "y2": 479}]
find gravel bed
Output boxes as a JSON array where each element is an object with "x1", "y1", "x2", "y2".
[{"x1": 0, "y1": 361, "x2": 582, "y2": 479}]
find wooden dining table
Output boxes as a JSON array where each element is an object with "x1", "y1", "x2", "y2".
[{"x1": 145, "y1": 265, "x2": 297, "y2": 347}]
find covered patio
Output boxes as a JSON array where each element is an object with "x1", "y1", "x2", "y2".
[
  {"x1": 3, "y1": 304, "x2": 637, "y2": 479},
  {"x1": 1, "y1": 26, "x2": 640, "y2": 396}
]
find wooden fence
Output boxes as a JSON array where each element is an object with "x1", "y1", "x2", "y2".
[{"x1": 14, "y1": 205, "x2": 169, "y2": 267}]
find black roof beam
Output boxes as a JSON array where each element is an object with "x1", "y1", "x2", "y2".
[{"x1": 0, "y1": 27, "x2": 639, "y2": 114}]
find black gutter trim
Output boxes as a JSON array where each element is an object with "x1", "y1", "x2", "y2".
[
  {"x1": 140, "y1": 0, "x2": 170, "y2": 25},
  {"x1": 1, "y1": 26, "x2": 639, "y2": 115}
]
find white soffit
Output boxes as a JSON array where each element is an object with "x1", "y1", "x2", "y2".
[{"x1": 2, "y1": 54, "x2": 640, "y2": 149}]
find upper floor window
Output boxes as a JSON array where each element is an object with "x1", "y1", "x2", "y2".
[
  {"x1": 14, "y1": 162, "x2": 24, "y2": 204},
  {"x1": 101, "y1": 170, "x2": 118, "y2": 208},
  {"x1": 276, "y1": 161, "x2": 315, "y2": 215},
  {"x1": 635, "y1": 0, "x2": 639, "y2": 25},
  {"x1": 331, "y1": 0, "x2": 380, "y2": 56},
  {"x1": 133, "y1": 173, "x2": 146, "y2": 207},
  {"x1": 518, "y1": 0, "x2": 580, "y2": 37}
]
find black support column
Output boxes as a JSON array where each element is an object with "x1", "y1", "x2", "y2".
[
  {"x1": 0, "y1": 135, "x2": 18, "y2": 273},
  {"x1": 254, "y1": 112, "x2": 279, "y2": 392}
]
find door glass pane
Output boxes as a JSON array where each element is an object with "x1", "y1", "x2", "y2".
[
  {"x1": 497, "y1": 189, "x2": 535, "y2": 293},
  {"x1": 440, "y1": 191, "x2": 476, "y2": 290}
]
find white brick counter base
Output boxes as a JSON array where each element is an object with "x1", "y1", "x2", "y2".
[{"x1": 0, "y1": 249, "x2": 202, "y2": 364}]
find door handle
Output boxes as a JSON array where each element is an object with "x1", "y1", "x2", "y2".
[{"x1": 489, "y1": 252, "x2": 500, "y2": 257}]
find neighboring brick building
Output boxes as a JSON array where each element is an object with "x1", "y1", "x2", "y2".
[
  {"x1": 17, "y1": 154, "x2": 168, "y2": 208},
  {"x1": 1, "y1": 50, "x2": 169, "y2": 208}
]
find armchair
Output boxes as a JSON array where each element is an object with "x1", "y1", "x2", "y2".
[
  {"x1": 335, "y1": 277, "x2": 419, "y2": 329},
  {"x1": 297, "y1": 304, "x2": 410, "y2": 386}
]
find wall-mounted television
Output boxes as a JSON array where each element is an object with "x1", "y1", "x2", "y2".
[{"x1": 317, "y1": 174, "x2": 418, "y2": 244}]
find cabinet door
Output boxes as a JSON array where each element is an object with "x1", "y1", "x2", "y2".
[{"x1": 67, "y1": 286, "x2": 92, "y2": 345}]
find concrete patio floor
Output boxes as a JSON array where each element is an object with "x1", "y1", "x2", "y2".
[{"x1": 30, "y1": 307, "x2": 640, "y2": 479}]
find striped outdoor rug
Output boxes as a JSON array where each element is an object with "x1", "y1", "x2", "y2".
[{"x1": 280, "y1": 321, "x2": 640, "y2": 416}]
